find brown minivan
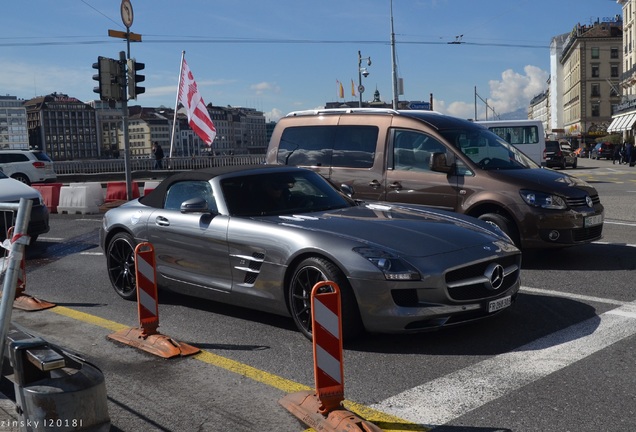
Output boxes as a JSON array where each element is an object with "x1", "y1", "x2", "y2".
[{"x1": 266, "y1": 108, "x2": 604, "y2": 249}]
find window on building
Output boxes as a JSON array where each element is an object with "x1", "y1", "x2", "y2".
[
  {"x1": 591, "y1": 47, "x2": 600, "y2": 59},
  {"x1": 591, "y1": 83, "x2": 600, "y2": 97},
  {"x1": 591, "y1": 103, "x2": 600, "y2": 117},
  {"x1": 611, "y1": 47, "x2": 619, "y2": 59},
  {"x1": 611, "y1": 64, "x2": 619, "y2": 78},
  {"x1": 591, "y1": 64, "x2": 600, "y2": 78}
]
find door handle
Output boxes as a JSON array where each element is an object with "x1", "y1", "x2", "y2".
[
  {"x1": 389, "y1": 182, "x2": 402, "y2": 190},
  {"x1": 368, "y1": 179, "x2": 382, "y2": 189},
  {"x1": 155, "y1": 216, "x2": 170, "y2": 227}
]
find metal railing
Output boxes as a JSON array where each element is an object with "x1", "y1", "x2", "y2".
[{"x1": 52, "y1": 154, "x2": 267, "y2": 175}]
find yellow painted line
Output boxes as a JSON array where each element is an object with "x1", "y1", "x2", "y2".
[{"x1": 50, "y1": 306, "x2": 429, "y2": 431}]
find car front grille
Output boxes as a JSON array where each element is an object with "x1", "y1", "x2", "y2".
[
  {"x1": 566, "y1": 194, "x2": 600, "y2": 207},
  {"x1": 572, "y1": 225, "x2": 603, "y2": 242},
  {"x1": 445, "y1": 255, "x2": 521, "y2": 301}
]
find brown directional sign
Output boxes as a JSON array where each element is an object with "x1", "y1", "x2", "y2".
[{"x1": 108, "y1": 29, "x2": 142, "y2": 42}]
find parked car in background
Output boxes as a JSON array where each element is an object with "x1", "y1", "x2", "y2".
[
  {"x1": 544, "y1": 140, "x2": 577, "y2": 169},
  {"x1": 100, "y1": 165, "x2": 522, "y2": 340},
  {"x1": 590, "y1": 143, "x2": 615, "y2": 160},
  {"x1": 0, "y1": 170, "x2": 50, "y2": 243},
  {"x1": 0, "y1": 149, "x2": 57, "y2": 185}
]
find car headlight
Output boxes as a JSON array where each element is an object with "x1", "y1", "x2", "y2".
[
  {"x1": 520, "y1": 190, "x2": 567, "y2": 210},
  {"x1": 353, "y1": 247, "x2": 421, "y2": 281}
]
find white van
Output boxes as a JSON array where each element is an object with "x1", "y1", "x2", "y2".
[{"x1": 476, "y1": 120, "x2": 545, "y2": 166}]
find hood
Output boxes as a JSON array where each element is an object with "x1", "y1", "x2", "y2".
[
  {"x1": 262, "y1": 203, "x2": 515, "y2": 257},
  {"x1": 0, "y1": 178, "x2": 42, "y2": 202},
  {"x1": 489, "y1": 167, "x2": 597, "y2": 196}
]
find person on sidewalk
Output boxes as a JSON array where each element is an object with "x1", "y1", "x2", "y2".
[{"x1": 152, "y1": 142, "x2": 164, "y2": 170}]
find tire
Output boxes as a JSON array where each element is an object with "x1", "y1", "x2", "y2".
[
  {"x1": 11, "y1": 173, "x2": 31, "y2": 185},
  {"x1": 288, "y1": 257, "x2": 363, "y2": 341},
  {"x1": 106, "y1": 232, "x2": 138, "y2": 300},
  {"x1": 478, "y1": 212, "x2": 520, "y2": 248}
]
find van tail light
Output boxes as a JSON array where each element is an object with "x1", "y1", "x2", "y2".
[{"x1": 32, "y1": 161, "x2": 46, "y2": 169}]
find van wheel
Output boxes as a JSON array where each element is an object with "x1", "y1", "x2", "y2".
[
  {"x1": 11, "y1": 174, "x2": 31, "y2": 185},
  {"x1": 478, "y1": 213, "x2": 520, "y2": 247}
]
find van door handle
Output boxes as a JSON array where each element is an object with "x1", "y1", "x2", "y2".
[
  {"x1": 368, "y1": 180, "x2": 382, "y2": 189},
  {"x1": 389, "y1": 181, "x2": 402, "y2": 190}
]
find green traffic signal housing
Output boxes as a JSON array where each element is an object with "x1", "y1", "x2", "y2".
[
  {"x1": 127, "y1": 59, "x2": 145, "y2": 100},
  {"x1": 92, "y1": 56, "x2": 123, "y2": 101}
]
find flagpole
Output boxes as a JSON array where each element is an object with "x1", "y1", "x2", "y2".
[{"x1": 169, "y1": 50, "x2": 186, "y2": 159}]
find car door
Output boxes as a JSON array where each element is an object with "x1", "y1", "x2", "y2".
[
  {"x1": 383, "y1": 128, "x2": 458, "y2": 211},
  {"x1": 145, "y1": 180, "x2": 233, "y2": 293}
]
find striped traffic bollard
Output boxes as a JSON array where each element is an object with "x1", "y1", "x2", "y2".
[
  {"x1": 279, "y1": 281, "x2": 382, "y2": 432},
  {"x1": 311, "y1": 280, "x2": 345, "y2": 414},
  {"x1": 5, "y1": 227, "x2": 55, "y2": 311},
  {"x1": 108, "y1": 242, "x2": 199, "y2": 358}
]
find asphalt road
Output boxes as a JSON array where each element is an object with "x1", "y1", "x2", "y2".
[{"x1": 2, "y1": 156, "x2": 636, "y2": 432}]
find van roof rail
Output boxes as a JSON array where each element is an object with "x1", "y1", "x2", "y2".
[{"x1": 285, "y1": 107, "x2": 400, "y2": 117}]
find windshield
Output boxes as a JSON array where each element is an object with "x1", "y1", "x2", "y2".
[
  {"x1": 221, "y1": 170, "x2": 354, "y2": 216},
  {"x1": 438, "y1": 127, "x2": 539, "y2": 170}
]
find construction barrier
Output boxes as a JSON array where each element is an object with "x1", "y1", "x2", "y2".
[
  {"x1": 279, "y1": 281, "x2": 381, "y2": 431},
  {"x1": 105, "y1": 181, "x2": 140, "y2": 203},
  {"x1": 32, "y1": 183, "x2": 63, "y2": 213},
  {"x1": 108, "y1": 242, "x2": 200, "y2": 358},
  {"x1": 142, "y1": 180, "x2": 161, "y2": 196},
  {"x1": 57, "y1": 185, "x2": 101, "y2": 214},
  {"x1": 3, "y1": 227, "x2": 55, "y2": 312}
]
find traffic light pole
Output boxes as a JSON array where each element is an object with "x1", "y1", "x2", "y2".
[{"x1": 119, "y1": 50, "x2": 133, "y2": 201}]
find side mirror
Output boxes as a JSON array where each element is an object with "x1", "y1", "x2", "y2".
[
  {"x1": 339, "y1": 184, "x2": 355, "y2": 198},
  {"x1": 180, "y1": 197, "x2": 214, "y2": 214},
  {"x1": 430, "y1": 152, "x2": 454, "y2": 174}
]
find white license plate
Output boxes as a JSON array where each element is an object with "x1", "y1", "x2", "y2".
[
  {"x1": 584, "y1": 214, "x2": 603, "y2": 227},
  {"x1": 488, "y1": 296, "x2": 511, "y2": 313}
]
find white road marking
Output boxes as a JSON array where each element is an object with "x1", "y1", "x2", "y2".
[{"x1": 372, "y1": 294, "x2": 636, "y2": 426}]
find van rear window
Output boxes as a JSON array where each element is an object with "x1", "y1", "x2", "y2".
[{"x1": 278, "y1": 125, "x2": 377, "y2": 168}]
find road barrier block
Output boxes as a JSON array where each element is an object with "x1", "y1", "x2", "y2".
[
  {"x1": 32, "y1": 183, "x2": 62, "y2": 213},
  {"x1": 108, "y1": 242, "x2": 200, "y2": 359},
  {"x1": 105, "y1": 181, "x2": 140, "y2": 203},
  {"x1": 279, "y1": 281, "x2": 381, "y2": 431},
  {"x1": 57, "y1": 185, "x2": 101, "y2": 214}
]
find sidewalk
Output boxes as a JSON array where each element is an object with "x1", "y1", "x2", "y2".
[{"x1": 0, "y1": 392, "x2": 19, "y2": 432}]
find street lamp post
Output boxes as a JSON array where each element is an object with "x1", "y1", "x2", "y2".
[{"x1": 358, "y1": 50, "x2": 371, "y2": 108}]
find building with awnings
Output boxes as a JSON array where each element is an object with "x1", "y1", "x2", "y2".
[{"x1": 615, "y1": 0, "x2": 636, "y2": 142}]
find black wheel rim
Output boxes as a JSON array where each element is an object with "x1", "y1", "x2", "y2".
[
  {"x1": 290, "y1": 266, "x2": 326, "y2": 335},
  {"x1": 107, "y1": 237, "x2": 136, "y2": 297}
]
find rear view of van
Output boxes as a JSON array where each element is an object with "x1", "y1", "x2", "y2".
[
  {"x1": 266, "y1": 108, "x2": 604, "y2": 250},
  {"x1": 475, "y1": 119, "x2": 545, "y2": 166}
]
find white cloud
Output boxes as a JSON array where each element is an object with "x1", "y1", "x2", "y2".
[
  {"x1": 434, "y1": 65, "x2": 549, "y2": 120},
  {"x1": 250, "y1": 81, "x2": 280, "y2": 95},
  {"x1": 266, "y1": 108, "x2": 284, "y2": 122}
]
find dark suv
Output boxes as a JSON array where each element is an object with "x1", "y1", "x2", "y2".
[
  {"x1": 591, "y1": 143, "x2": 615, "y2": 160},
  {"x1": 545, "y1": 140, "x2": 577, "y2": 169}
]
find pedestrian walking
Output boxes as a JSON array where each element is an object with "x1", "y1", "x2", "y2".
[
  {"x1": 613, "y1": 144, "x2": 621, "y2": 164},
  {"x1": 152, "y1": 142, "x2": 164, "y2": 170}
]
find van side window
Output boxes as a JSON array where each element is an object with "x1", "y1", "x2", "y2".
[
  {"x1": 392, "y1": 130, "x2": 447, "y2": 171},
  {"x1": 277, "y1": 125, "x2": 377, "y2": 168}
]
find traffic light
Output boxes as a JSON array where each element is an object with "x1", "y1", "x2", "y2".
[
  {"x1": 127, "y1": 59, "x2": 145, "y2": 100},
  {"x1": 92, "y1": 56, "x2": 123, "y2": 101}
]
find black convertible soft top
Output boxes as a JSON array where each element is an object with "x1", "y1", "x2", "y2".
[{"x1": 139, "y1": 164, "x2": 303, "y2": 208}]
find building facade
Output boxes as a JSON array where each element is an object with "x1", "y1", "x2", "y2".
[
  {"x1": 559, "y1": 19, "x2": 623, "y2": 146},
  {"x1": 24, "y1": 93, "x2": 99, "y2": 160},
  {"x1": 0, "y1": 95, "x2": 28, "y2": 150},
  {"x1": 611, "y1": 0, "x2": 636, "y2": 141}
]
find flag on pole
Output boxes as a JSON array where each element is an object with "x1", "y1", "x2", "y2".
[
  {"x1": 351, "y1": 79, "x2": 356, "y2": 97},
  {"x1": 336, "y1": 80, "x2": 344, "y2": 99},
  {"x1": 178, "y1": 58, "x2": 216, "y2": 146}
]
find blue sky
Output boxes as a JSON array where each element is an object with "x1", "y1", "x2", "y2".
[{"x1": 0, "y1": 0, "x2": 622, "y2": 122}]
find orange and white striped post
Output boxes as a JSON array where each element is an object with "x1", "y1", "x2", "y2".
[
  {"x1": 134, "y1": 243, "x2": 159, "y2": 336},
  {"x1": 108, "y1": 242, "x2": 199, "y2": 358},
  {"x1": 279, "y1": 281, "x2": 382, "y2": 431},
  {"x1": 5, "y1": 227, "x2": 55, "y2": 311},
  {"x1": 311, "y1": 280, "x2": 344, "y2": 413}
]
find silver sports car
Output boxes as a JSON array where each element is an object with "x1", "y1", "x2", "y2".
[{"x1": 100, "y1": 165, "x2": 521, "y2": 340}]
